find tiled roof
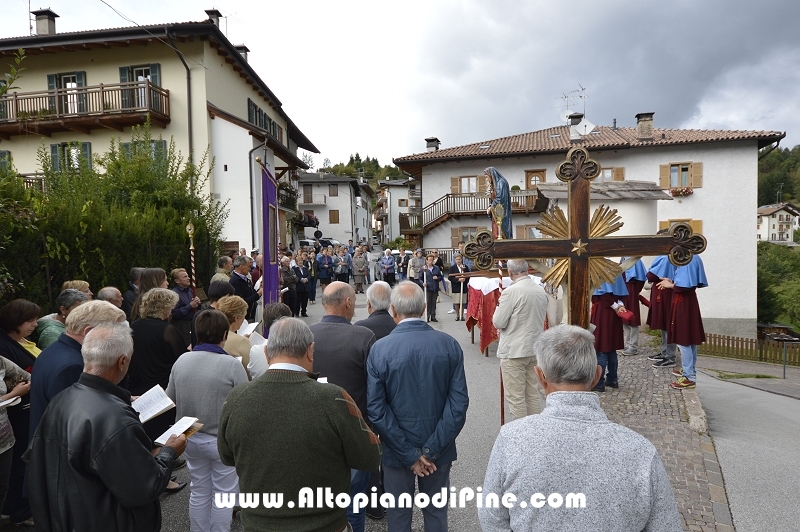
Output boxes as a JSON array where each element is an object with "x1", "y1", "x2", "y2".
[
  {"x1": 536, "y1": 181, "x2": 673, "y2": 201},
  {"x1": 394, "y1": 125, "x2": 785, "y2": 164},
  {"x1": 757, "y1": 203, "x2": 800, "y2": 216}
]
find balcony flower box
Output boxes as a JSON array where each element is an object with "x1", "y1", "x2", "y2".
[{"x1": 670, "y1": 187, "x2": 693, "y2": 197}]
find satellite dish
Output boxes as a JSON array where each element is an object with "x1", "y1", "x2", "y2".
[
  {"x1": 575, "y1": 118, "x2": 596, "y2": 135},
  {"x1": 560, "y1": 109, "x2": 575, "y2": 123}
]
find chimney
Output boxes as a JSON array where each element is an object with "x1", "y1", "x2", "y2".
[
  {"x1": 234, "y1": 44, "x2": 250, "y2": 62},
  {"x1": 425, "y1": 137, "x2": 440, "y2": 152},
  {"x1": 205, "y1": 9, "x2": 223, "y2": 27},
  {"x1": 569, "y1": 113, "x2": 583, "y2": 142},
  {"x1": 31, "y1": 9, "x2": 58, "y2": 36},
  {"x1": 635, "y1": 112, "x2": 654, "y2": 140}
]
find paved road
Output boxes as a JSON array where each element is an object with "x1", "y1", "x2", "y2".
[{"x1": 696, "y1": 371, "x2": 800, "y2": 532}]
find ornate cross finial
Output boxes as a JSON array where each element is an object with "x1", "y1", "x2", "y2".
[{"x1": 555, "y1": 146, "x2": 600, "y2": 182}]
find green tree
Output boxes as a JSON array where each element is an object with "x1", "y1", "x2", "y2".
[
  {"x1": 0, "y1": 122, "x2": 228, "y2": 309},
  {"x1": 0, "y1": 49, "x2": 25, "y2": 97},
  {"x1": 758, "y1": 145, "x2": 800, "y2": 206}
]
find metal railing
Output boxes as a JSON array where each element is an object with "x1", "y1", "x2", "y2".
[
  {"x1": 278, "y1": 191, "x2": 297, "y2": 211},
  {"x1": 299, "y1": 194, "x2": 326, "y2": 205},
  {"x1": 0, "y1": 80, "x2": 170, "y2": 123}
]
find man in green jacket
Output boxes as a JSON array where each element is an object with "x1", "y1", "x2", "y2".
[{"x1": 218, "y1": 317, "x2": 382, "y2": 532}]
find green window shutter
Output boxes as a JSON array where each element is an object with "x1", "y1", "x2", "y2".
[
  {"x1": 81, "y1": 142, "x2": 92, "y2": 168},
  {"x1": 0, "y1": 150, "x2": 10, "y2": 171},
  {"x1": 121, "y1": 142, "x2": 131, "y2": 157},
  {"x1": 75, "y1": 71, "x2": 87, "y2": 113},
  {"x1": 149, "y1": 63, "x2": 161, "y2": 87},
  {"x1": 247, "y1": 99, "x2": 254, "y2": 123},
  {"x1": 50, "y1": 144, "x2": 61, "y2": 171},
  {"x1": 47, "y1": 74, "x2": 57, "y2": 112},
  {"x1": 152, "y1": 139, "x2": 167, "y2": 160},
  {"x1": 119, "y1": 67, "x2": 131, "y2": 108}
]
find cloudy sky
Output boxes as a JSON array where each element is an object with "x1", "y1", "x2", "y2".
[{"x1": 3, "y1": 0, "x2": 798, "y2": 167}]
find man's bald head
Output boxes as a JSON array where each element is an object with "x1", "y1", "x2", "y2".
[{"x1": 321, "y1": 281, "x2": 356, "y2": 321}]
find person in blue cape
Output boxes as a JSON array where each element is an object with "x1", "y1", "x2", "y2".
[
  {"x1": 657, "y1": 255, "x2": 708, "y2": 390},
  {"x1": 618, "y1": 258, "x2": 648, "y2": 356},
  {"x1": 484, "y1": 167, "x2": 512, "y2": 240},
  {"x1": 646, "y1": 254, "x2": 678, "y2": 369},
  {"x1": 589, "y1": 274, "x2": 629, "y2": 392}
]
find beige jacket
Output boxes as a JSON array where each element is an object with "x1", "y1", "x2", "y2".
[{"x1": 492, "y1": 276, "x2": 549, "y2": 359}]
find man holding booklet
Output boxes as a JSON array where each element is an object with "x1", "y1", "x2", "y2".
[{"x1": 25, "y1": 323, "x2": 187, "y2": 532}]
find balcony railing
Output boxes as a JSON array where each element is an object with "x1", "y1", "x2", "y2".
[
  {"x1": 422, "y1": 190, "x2": 542, "y2": 229},
  {"x1": 399, "y1": 212, "x2": 422, "y2": 233},
  {"x1": 299, "y1": 194, "x2": 326, "y2": 205},
  {"x1": 0, "y1": 81, "x2": 170, "y2": 137},
  {"x1": 409, "y1": 188, "x2": 421, "y2": 199},
  {"x1": 278, "y1": 191, "x2": 298, "y2": 211},
  {"x1": 375, "y1": 208, "x2": 388, "y2": 219}
]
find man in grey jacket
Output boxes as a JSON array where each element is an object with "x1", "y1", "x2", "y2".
[
  {"x1": 492, "y1": 259, "x2": 549, "y2": 419},
  {"x1": 478, "y1": 325, "x2": 681, "y2": 532}
]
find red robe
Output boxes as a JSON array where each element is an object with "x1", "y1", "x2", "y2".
[
  {"x1": 668, "y1": 287, "x2": 706, "y2": 346},
  {"x1": 591, "y1": 293, "x2": 625, "y2": 352},
  {"x1": 645, "y1": 272, "x2": 673, "y2": 331},
  {"x1": 622, "y1": 279, "x2": 645, "y2": 327}
]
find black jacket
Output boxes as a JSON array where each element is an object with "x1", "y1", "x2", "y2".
[
  {"x1": 24, "y1": 373, "x2": 177, "y2": 532},
  {"x1": 229, "y1": 272, "x2": 259, "y2": 321},
  {"x1": 354, "y1": 309, "x2": 397, "y2": 341},
  {"x1": 121, "y1": 283, "x2": 137, "y2": 321}
]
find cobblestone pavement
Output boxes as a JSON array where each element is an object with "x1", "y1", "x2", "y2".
[
  {"x1": 12, "y1": 289, "x2": 732, "y2": 532},
  {"x1": 597, "y1": 343, "x2": 733, "y2": 532}
]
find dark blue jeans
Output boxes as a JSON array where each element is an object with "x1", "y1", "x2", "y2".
[
  {"x1": 347, "y1": 469, "x2": 371, "y2": 532},
  {"x1": 596, "y1": 350, "x2": 618, "y2": 387},
  {"x1": 308, "y1": 277, "x2": 317, "y2": 301}
]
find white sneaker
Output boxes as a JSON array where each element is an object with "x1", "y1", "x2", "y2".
[{"x1": 448, "y1": 309, "x2": 456, "y2": 314}]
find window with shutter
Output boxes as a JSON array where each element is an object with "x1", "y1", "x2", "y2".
[
  {"x1": 612, "y1": 167, "x2": 625, "y2": 181},
  {"x1": 50, "y1": 142, "x2": 90, "y2": 171},
  {"x1": 477, "y1": 174, "x2": 488, "y2": 194},
  {"x1": 451, "y1": 227, "x2": 461, "y2": 248},
  {"x1": 450, "y1": 177, "x2": 459, "y2": 195},
  {"x1": 329, "y1": 210, "x2": 340, "y2": 224},
  {"x1": 0, "y1": 150, "x2": 10, "y2": 171},
  {"x1": 689, "y1": 162, "x2": 703, "y2": 188},
  {"x1": 329, "y1": 184, "x2": 338, "y2": 197},
  {"x1": 659, "y1": 218, "x2": 703, "y2": 234},
  {"x1": 659, "y1": 164, "x2": 670, "y2": 188}
]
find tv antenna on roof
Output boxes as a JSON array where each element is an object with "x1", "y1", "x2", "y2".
[{"x1": 554, "y1": 85, "x2": 589, "y2": 120}]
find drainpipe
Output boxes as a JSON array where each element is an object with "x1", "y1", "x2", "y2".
[
  {"x1": 249, "y1": 141, "x2": 267, "y2": 249},
  {"x1": 166, "y1": 30, "x2": 193, "y2": 168}
]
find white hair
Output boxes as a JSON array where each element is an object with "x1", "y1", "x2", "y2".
[
  {"x1": 366, "y1": 281, "x2": 392, "y2": 311},
  {"x1": 82, "y1": 322, "x2": 134, "y2": 373},
  {"x1": 535, "y1": 325, "x2": 597, "y2": 387},
  {"x1": 390, "y1": 281, "x2": 425, "y2": 318}
]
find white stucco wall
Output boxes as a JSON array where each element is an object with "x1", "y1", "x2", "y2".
[
  {"x1": 209, "y1": 116, "x2": 270, "y2": 249},
  {"x1": 418, "y1": 140, "x2": 760, "y2": 335}
]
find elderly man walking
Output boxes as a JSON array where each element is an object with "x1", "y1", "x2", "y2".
[
  {"x1": 309, "y1": 281, "x2": 376, "y2": 532},
  {"x1": 478, "y1": 325, "x2": 681, "y2": 532},
  {"x1": 491, "y1": 259, "x2": 549, "y2": 419},
  {"x1": 218, "y1": 318, "x2": 381, "y2": 532},
  {"x1": 25, "y1": 323, "x2": 187, "y2": 531},
  {"x1": 367, "y1": 281, "x2": 469, "y2": 532}
]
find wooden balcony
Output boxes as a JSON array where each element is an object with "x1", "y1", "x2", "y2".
[
  {"x1": 422, "y1": 190, "x2": 547, "y2": 232},
  {"x1": 375, "y1": 207, "x2": 388, "y2": 219},
  {"x1": 399, "y1": 212, "x2": 422, "y2": 234},
  {"x1": 409, "y1": 188, "x2": 421, "y2": 199},
  {"x1": 0, "y1": 81, "x2": 170, "y2": 139},
  {"x1": 299, "y1": 194, "x2": 326, "y2": 205}
]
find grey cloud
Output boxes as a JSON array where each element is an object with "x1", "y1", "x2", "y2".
[{"x1": 401, "y1": 0, "x2": 800, "y2": 154}]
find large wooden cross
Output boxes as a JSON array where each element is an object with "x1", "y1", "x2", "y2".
[{"x1": 463, "y1": 146, "x2": 707, "y2": 329}]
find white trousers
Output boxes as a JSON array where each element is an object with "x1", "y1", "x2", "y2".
[{"x1": 184, "y1": 432, "x2": 239, "y2": 532}]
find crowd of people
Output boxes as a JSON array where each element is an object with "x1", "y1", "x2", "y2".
[{"x1": 0, "y1": 242, "x2": 700, "y2": 531}]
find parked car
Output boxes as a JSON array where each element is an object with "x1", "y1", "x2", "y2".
[
  {"x1": 371, "y1": 236, "x2": 379, "y2": 246},
  {"x1": 318, "y1": 238, "x2": 341, "y2": 249}
]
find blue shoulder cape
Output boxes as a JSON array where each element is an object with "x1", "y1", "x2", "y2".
[
  {"x1": 673, "y1": 255, "x2": 708, "y2": 289},
  {"x1": 623, "y1": 258, "x2": 647, "y2": 282},
  {"x1": 648, "y1": 255, "x2": 676, "y2": 280},
  {"x1": 593, "y1": 274, "x2": 629, "y2": 297}
]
